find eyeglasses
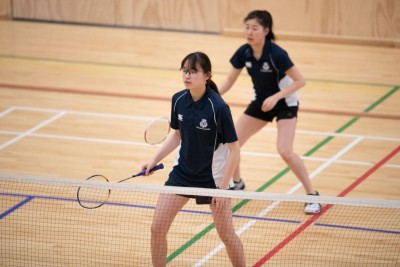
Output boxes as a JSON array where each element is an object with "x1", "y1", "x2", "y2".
[{"x1": 180, "y1": 68, "x2": 203, "y2": 76}]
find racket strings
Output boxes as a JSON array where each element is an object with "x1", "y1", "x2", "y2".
[
  {"x1": 144, "y1": 117, "x2": 170, "y2": 145},
  {"x1": 77, "y1": 175, "x2": 111, "y2": 209},
  {"x1": 77, "y1": 164, "x2": 164, "y2": 209}
]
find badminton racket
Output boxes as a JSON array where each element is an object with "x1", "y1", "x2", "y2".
[
  {"x1": 144, "y1": 116, "x2": 170, "y2": 145},
  {"x1": 77, "y1": 163, "x2": 164, "y2": 209}
]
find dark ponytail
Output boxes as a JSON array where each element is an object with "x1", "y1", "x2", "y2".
[
  {"x1": 206, "y1": 79, "x2": 219, "y2": 95},
  {"x1": 180, "y1": 52, "x2": 220, "y2": 95},
  {"x1": 244, "y1": 10, "x2": 275, "y2": 41}
]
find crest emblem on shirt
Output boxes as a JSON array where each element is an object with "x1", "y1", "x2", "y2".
[
  {"x1": 261, "y1": 62, "x2": 272, "y2": 72},
  {"x1": 245, "y1": 61, "x2": 252, "y2": 68},
  {"x1": 196, "y1": 119, "x2": 210, "y2": 130}
]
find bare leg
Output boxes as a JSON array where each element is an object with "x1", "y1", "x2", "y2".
[
  {"x1": 276, "y1": 118, "x2": 315, "y2": 194},
  {"x1": 210, "y1": 200, "x2": 246, "y2": 267},
  {"x1": 151, "y1": 194, "x2": 189, "y2": 267},
  {"x1": 233, "y1": 113, "x2": 267, "y2": 182}
]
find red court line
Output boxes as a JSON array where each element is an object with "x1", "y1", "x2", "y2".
[
  {"x1": 252, "y1": 145, "x2": 400, "y2": 267},
  {"x1": 1, "y1": 82, "x2": 399, "y2": 120},
  {"x1": 0, "y1": 83, "x2": 170, "y2": 102}
]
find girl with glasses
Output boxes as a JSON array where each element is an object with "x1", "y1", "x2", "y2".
[{"x1": 143, "y1": 51, "x2": 246, "y2": 267}]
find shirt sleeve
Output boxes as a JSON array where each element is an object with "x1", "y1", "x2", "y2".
[
  {"x1": 170, "y1": 94, "x2": 179, "y2": 130},
  {"x1": 216, "y1": 104, "x2": 238, "y2": 144},
  {"x1": 272, "y1": 46, "x2": 294, "y2": 73},
  {"x1": 229, "y1": 44, "x2": 248, "y2": 69}
]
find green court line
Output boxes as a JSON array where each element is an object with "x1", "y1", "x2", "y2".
[
  {"x1": 364, "y1": 86, "x2": 399, "y2": 112},
  {"x1": 166, "y1": 85, "x2": 399, "y2": 263}
]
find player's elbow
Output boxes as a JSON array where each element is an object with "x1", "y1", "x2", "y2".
[
  {"x1": 296, "y1": 78, "x2": 306, "y2": 89},
  {"x1": 228, "y1": 141, "x2": 240, "y2": 156}
]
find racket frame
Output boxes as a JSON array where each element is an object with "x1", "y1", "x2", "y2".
[
  {"x1": 76, "y1": 174, "x2": 111, "y2": 209},
  {"x1": 144, "y1": 116, "x2": 171, "y2": 145},
  {"x1": 77, "y1": 163, "x2": 164, "y2": 209}
]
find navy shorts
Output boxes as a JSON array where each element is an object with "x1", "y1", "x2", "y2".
[{"x1": 244, "y1": 102, "x2": 298, "y2": 122}]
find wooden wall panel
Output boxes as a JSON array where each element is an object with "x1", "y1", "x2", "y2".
[
  {"x1": 9, "y1": 0, "x2": 400, "y2": 46},
  {"x1": 115, "y1": 0, "x2": 220, "y2": 33},
  {"x1": 12, "y1": 0, "x2": 116, "y2": 25},
  {"x1": 263, "y1": 0, "x2": 400, "y2": 39},
  {"x1": 219, "y1": 0, "x2": 250, "y2": 30},
  {"x1": 0, "y1": 0, "x2": 11, "y2": 20},
  {"x1": 223, "y1": 0, "x2": 400, "y2": 46}
]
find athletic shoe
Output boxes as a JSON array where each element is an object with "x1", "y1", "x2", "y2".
[
  {"x1": 234, "y1": 179, "x2": 245, "y2": 190},
  {"x1": 304, "y1": 191, "x2": 321, "y2": 214}
]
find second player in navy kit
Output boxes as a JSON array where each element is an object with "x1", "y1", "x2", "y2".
[{"x1": 219, "y1": 10, "x2": 321, "y2": 214}]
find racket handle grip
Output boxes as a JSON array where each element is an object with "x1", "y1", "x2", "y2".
[
  {"x1": 151, "y1": 163, "x2": 164, "y2": 172},
  {"x1": 137, "y1": 163, "x2": 164, "y2": 176}
]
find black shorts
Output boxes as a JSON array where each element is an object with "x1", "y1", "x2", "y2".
[{"x1": 244, "y1": 102, "x2": 298, "y2": 122}]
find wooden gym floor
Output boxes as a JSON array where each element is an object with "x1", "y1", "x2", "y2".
[{"x1": 0, "y1": 20, "x2": 399, "y2": 266}]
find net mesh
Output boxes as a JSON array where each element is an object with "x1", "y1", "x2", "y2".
[{"x1": 1, "y1": 173, "x2": 399, "y2": 267}]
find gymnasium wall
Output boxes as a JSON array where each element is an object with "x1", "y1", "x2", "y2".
[
  {"x1": 2, "y1": 0, "x2": 400, "y2": 47},
  {"x1": 0, "y1": 0, "x2": 11, "y2": 20}
]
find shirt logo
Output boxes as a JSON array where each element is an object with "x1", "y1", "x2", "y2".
[
  {"x1": 261, "y1": 62, "x2": 272, "y2": 72},
  {"x1": 178, "y1": 114, "x2": 183, "y2": 121},
  {"x1": 196, "y1": 119, "x2": 210, "y2": 130},
  {"x1": 245, "y1": 61, "x2": 252, "y2": 68}
]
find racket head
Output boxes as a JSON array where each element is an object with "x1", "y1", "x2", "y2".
[
  {"x1": 77, "y1": 175, "x2": 111, "y2": 209},
  {"x1": 144, "y1": 116, "x2": 170, "y2": 145}
]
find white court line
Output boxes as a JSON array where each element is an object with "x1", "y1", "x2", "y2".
[
  {"x1": 0, "y1": 106, "x2": 15, "y2": 117},
  {"x1": 8, "y1": 105, "x2": 400, "y2": 142},
  {"x1": 262, "y1": 127, "x2": 400, "y2": 142},
  {"x1": 1, "y1": 105, "x2": 399, "y2": 167},
  {"x1": 12, "y1": 105, "x2": 155, "y2": 121},
  {"x1": 241, "y1": 150, "x2": 363, "y2": 164},
  {"x1": 31, "y1": 133, "x2": 155, "y2": 147},
  {"x1": 0, "y1": 112, "x2": 66, "y2": 150},
  {"x1": 193, "y1": 137, "x2": 364, "y2": 267},
  {"x1": 0, "y1": 130, "x2": 398, "y2": 168},
  {"x1": 0, "y1": 131, "x2": 160, "y2": 148},
  {"x1": 241, "y1": 151, "x2": 400, "y2": 168}
]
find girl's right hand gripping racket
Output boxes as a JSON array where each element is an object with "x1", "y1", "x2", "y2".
[{"x1": 77, "y1": 163, "x2": 164, "y2": 209}]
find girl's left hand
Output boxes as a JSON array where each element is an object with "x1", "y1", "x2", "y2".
[{"x1": 261, "y1": 96, "x2": 278, "y2": 112}]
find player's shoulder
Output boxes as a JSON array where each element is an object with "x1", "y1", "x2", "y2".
[
  {"x1": 172, "y1": 89, "x2": 188, "y2": 101},
  {"x1": 235, "y1": 43, "x2": 252, "y2": 54},
  {"x1": 207, "y1": 90, "x2": 230, "y2": 110},
  {"x1": 238, "y1": 43, "x2": 251, "y2": 50},
  {"x1": 268, "y1": 41, "x2": 289, "y2": 56},
  {"x1": 207, "y1": 89, "x2": 223, "y2": 101}
]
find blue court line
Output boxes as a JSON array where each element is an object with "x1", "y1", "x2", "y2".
[
  {"x1": 0, "y1": 196, "x2": 34, "y2": 219},
  {"x1": 1, "y1": 191, "x2": 398, "y2": 235},
  {"x1": 1, "y1": 191, "x2": 299, "y2": 225},
  {"x1": 0, "y1": 192, "x2": 155, "y2": 215}
]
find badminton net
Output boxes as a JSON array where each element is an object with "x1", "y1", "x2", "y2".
[{"x1": 0, "y1": 173, "x2": 399, "y2": 266}]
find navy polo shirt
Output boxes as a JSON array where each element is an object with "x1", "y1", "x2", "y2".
[
  {"x1": 230, "y1": 41, "x2": 298, "y2": 108},
  {"x1": 167, "y1": 87, "x2": 237, "y2": 188}
]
